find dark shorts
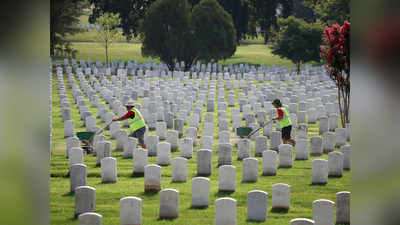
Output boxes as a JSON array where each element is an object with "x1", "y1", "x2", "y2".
[
  {"x1": 130, "y1": 126, "x2": 146, "y2": 145},
  {"x1": 281, "y1": 125, "x2": 292, "y2": 140}
]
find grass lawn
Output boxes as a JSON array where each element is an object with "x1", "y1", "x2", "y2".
[{"x1": 50, "y1": 73, "x2": 351, "y2": 224}]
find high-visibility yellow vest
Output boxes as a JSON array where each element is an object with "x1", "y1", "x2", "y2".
[
  {"x1": 130, "y1": 107, "x2": 146, "y2": 132},
  {"x1": 279, "y1": 107, "x2": 292, "y2": 128}
]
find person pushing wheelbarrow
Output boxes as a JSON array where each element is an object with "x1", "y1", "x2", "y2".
[
  {"x1": 272, "y1": 99, "x2": 296, "y2": 146},
  {"x1": 112, "y1": 100, "x2": 147, "y2": 149}
]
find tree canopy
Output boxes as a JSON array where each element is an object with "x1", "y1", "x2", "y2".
[
  {"x1": 271, "y1": 16, "x2": 323, "y2": 72},
  {"x1": 89, "y1": 0, "x2": 157, "y2": 41},
  {"x1": 140, "y1": 0, "x2": 237, "y2": 71},
  {"x1": 304, "y1": 0, "x2": 350, "y2": 25},
  {"x1": 50, "y1": 0, "x2": 88, "y2": 57}
]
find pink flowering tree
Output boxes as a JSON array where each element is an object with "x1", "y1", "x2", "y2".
[{"x1": 320, "y1": 21, "x2": 350, "y2": 127}]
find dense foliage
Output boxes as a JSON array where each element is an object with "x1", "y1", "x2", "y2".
[
  {"x1": 271, "y1": 16, "x2": 323, "y2": 73},
  {"x1": 140, "y1": 0, "x2": 237, "y2": 71}
]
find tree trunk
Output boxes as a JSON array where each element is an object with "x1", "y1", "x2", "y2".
[
  {"x1": 296, "y1": 62, "x2": 301, "y2": 74},
  {"x1": 105, "y1": 41, "x2": 108, "y2": 67}
]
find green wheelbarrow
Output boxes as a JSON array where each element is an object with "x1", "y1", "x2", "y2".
[
  {"x1": 77, "y1": 131, "x2": 95, "y2": 154},
  {"x1": 236, "y1": 120, "x2": 274, "y2": 139},
  {"x1": 76, "y1": 122, "x2": 112, "y2": 154}
]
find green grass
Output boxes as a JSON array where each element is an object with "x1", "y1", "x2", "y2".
[
  {"x1": 50, "y1": 74, "x2": 351, "y2": 225},
  {"x1": 69, "y1": 41, "x2": 294, "y2": 67}
]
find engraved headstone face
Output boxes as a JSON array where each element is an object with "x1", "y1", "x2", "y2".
[
  {"x1": 133, "y1": 148, "x2": 148, "y2": 175},
  {"x1": 215, "y1": 198, "x2": 237, "y2": 225},
  {"x1": 180, "y1": 138, "x2": 193, "y2": 159},
  {"x1": 313, "y1": 199, "x2": 335, "y2": 225},
  {"x1": 247, "y1": 190, "x2": 268, "y2": 222},
  {"x1": 167, "y1": 130, "x2": 179, "y2": 151},
  {"x1": 172, "y1": 157, "x2": 188, "y2": 182},
  {"x1": 310, "y1": 136, "x2": 323, "y2": 156},
  {"x1": 191, "y1": 177, "x2": 210, "y2": 207},
  {"x1": 101, "y1": 157, "x2": 117, "y2": 183},
  {"x1": 262, "y1": 150, "x2": 277, "y2": 176},
  {"x1": 279, "y1": 144, "x2": 293, "y2": 168},
  {"x1": 254, "y1": 136, "x2": 267, "y2": 157},
  {"x1": 218, "y1": 165, "x2": 236, "y2": 192},
  {"x1": 328, "y1": 152, "x2": 344, "y2": 177},
  {"x1": 120, "y1": 197, "x2": 142, "y2": 225},
  {"x1": 78, "y1": 212, "x2": 102, "y2": 225},
  {"x1": 242, "y1": 158, "x2": 259, "y2": 182},
  {"x1": 336, "y1": 191, "x2": 350, "y2": 224},
  {"x1": 70, "y1": 164, "x2": 87, "y2": 193},
  {"x1": 75, "y1": 186, "x2": 95, "y2": 218},
  {"x1": 144, "y1": 164, "x2": 161, "y2": 192},
  {"x1": 237, "y1": 139, "x2": 251, "y2": 160},
  {"x1": 312, "y1": 159, "x2": 328, "y2": 184},
  {"x1": 272, "y1": 183, "x2": 290, "y2": 210},
  {"x1": 157, "y1": 142, "x2": 171, "y2": 166},
  {"x1": 218, "y1": 143, "x2": 232, "y2": 166},
  {"x1": 159, "y1": 189, "x2": 179, "y2": 219},
  {"x1": 145, "y1": 135, "x2": 159, "y2": 156}
]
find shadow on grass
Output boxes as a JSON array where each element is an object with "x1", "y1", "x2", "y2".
[
  {"x1": 270, "y1": 208, "x2": 289, "y2": 214},
  {"x1": 189, "y1": 205, "x2": 209, "y2": 210},
  {"x1": 157, "y1": 217, "x2": 177, "y2": 221},
  {"x1": 170, "y1": 180, "x2": 187, "y2": 184},
  {"x1": 131, "y1": 173, "x2": 144, "y2": 178},
  {"x1": 309, "y1": 183, "x2": 327, "y2": 186},
  {"x1": 138, "y1": 190, "x2": 159, "y2": 197},
  {"x1": 246, "y1": 220, "x2": 266, "y2": 224},
  {"x1": 241, "y1": 180, "x2": 257, "y2": 184},
  {"x1": 62, "y1": 192, "x2": 74, "y2": 197},
  {"x1": 214, "y1": 191, "x2": 235, "y2": 197},
  {"x1": 328, "y1": 175, "x2": 343, "y2": 179}
]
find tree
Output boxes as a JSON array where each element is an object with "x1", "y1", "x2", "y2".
[
  {"x1": 271, "y1": 16, "x2": 323, "y2": 73},
  {"x1": 320, "y1": 21, "x2": 350, "y2": 127},
  {"x1": 192, "y1": 0, "x2": 237, "y2": 62},
  {"x1": 140, "y1": 0, "x2": 192, "y2": 71},
  {"x1": 217, "y1": 0, "x2": 250, "y2": 44},
  {"x1": 89, "y1": 0, "x2": 157, "y2": 41},
  {"x1": 304, "y1": 0, "x2": 350, "y2": 25},
  {"x1": 94, "y1": 13, "x2": 123, "y2": 66},
  {"x1": 140, "y1": 0, "x2": 237, "y2": 71},
  {"x1": 50, "y1": 0, "x2": 88, "y2": 57},
  {"x1": 249, "y1": 0, "x2": 279, "y2": 43}
]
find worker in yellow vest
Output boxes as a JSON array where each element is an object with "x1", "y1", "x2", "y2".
[
  {"x1": 113, "y1": 101, "x2": 147, "y2": 148},
  {"x1": 272, "y1": 99, "x2": 296, "y2": 146}
]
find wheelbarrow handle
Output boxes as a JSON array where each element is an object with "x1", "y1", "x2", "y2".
[
  {"x1": 95, "y1": 121, "x2": 113, "y2": 135},
  {"x1": 246, "y1": 120, "x2": 274, "y2": 138}
]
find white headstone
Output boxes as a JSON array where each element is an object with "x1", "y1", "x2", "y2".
[
  {"x1": 159, "y1": 189, "x2": 179, "y2": 219},
  {"x1": 262, "y1": 150, "x2": 277, "y2": 176},
  {"x1": 172, "y1": 157, "x2": 188, "y2": 182},
  {"x1": 133, "y1": 148, "x2": 148, "y2": 175},
  {"x1": 215, "y1": 198, "x2": 237, "y2": 225},
  {"x1": 218, "y1": 165, "x2": 236, "y2": 192},
  {"x1": 101, "y1": 157, "x2": 117, "y2": 183},
  {"x1": 272, "y1": 183, "x2": 290, "y2": 210},
  {"x1": 157, "y1": 142, "x2": 171, "y2": 166},
  {"x1": 120, "y1": 197, "x2": 142, "y2": 225},
  {"x1": 313, "y1": 199, "x2": 335, "y2": 225},
  {"x1": 144, "y1": 164, "x2": 161, "y2": 192},
  {"x1": 191, "y1": 177, "x2": 210, "y2": 208},
  {"x1": 242, "y1": 158, "x2": 259, "y2": 182},
  {"x1": 78, "y1": 212, "x2": 102, "y2": 225},
  {"x1": 75, "y1": 186, "x2": 95, "y2": 218},
  {"x1": 197, "y1": 149, "x2": 212, "y2": 176},
  {"x1": 312, "y1": 159, "x2": 328, "y2": 184},
  {"x1": 279, "y1": 144, "x2": 293, "y2": 168},
  {"x1": 247, "y1": 190, "x2": 268, "y2": 221}
]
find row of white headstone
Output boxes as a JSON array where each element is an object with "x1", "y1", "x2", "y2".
[{"x1": 74, "y1": 184, "x2": 349, "y2": 225}]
